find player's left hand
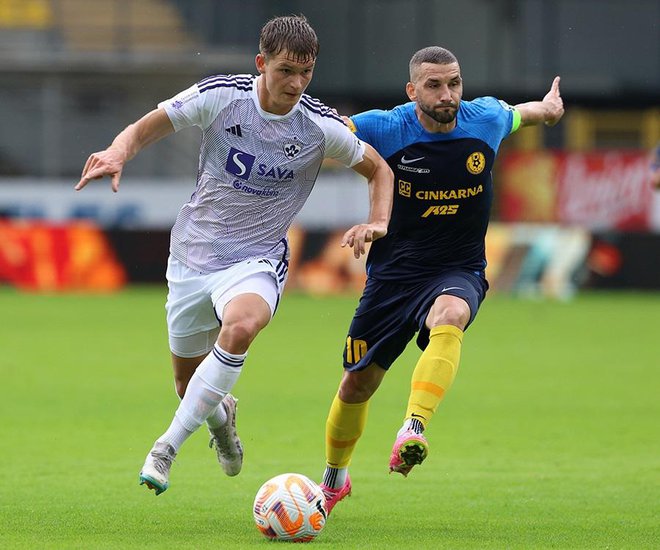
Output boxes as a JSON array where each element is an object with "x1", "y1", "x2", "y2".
[
  {"x1": 341, "y1": 222, "x2": 388, "y2": 258},
  {"x1": 543, "y1": 76, "x2": 564, "y2": 127}
]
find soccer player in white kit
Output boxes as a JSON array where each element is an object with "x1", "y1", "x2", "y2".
[{"x1": 76, "y1": 15, "x2": 393, "y2": 495}]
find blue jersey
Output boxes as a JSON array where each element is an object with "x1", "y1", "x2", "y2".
[{"x1": 351, "y1": 97, "x2": 516, "y2": 280}]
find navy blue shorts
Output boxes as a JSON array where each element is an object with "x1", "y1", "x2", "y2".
[{"x1": 343, "y1": 269, "x2": 488, "y2": 371}]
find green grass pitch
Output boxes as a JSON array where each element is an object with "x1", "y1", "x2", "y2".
[{"x1": 1, "y1": 287, "x2": 659, "y2": 549}]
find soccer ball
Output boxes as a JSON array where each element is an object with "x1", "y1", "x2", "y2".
[{"x1": 253, "y1": 473, "x2": 327, "y2": 542}]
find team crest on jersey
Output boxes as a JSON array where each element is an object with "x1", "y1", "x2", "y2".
[
  {"x1": 283, "y1": 142, "x2": 302, "y2": 159},
  {"x1": 466, "y1": 152, "x2": 486, "y2": 175}
]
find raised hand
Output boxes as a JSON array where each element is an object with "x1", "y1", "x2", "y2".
[
  {"x1": 543, "y1": 76, "x2": 564, "y2": 127},
  {"x1": 75, "y1": 109, "x2": 174, "y2": 193}
]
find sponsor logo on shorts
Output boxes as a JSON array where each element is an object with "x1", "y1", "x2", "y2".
[{"x1": 441, "y1": 286, "x2": 464, "y2": 293}]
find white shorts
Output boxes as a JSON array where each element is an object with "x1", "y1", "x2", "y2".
[{"x1": 165, "y1": 255, "x2": 288, "y2": 358}]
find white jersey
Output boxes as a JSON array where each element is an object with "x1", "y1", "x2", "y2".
[{"x1": 158, "y1": 74, "x2": 366, "y2": 273}]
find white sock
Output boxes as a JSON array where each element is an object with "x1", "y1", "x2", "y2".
[
  {"x1": 322, "y1": 466, "x2": 348, "y2": 489},
  {"x1": 158, "y1": 345, "x2": 245, "y2": 449},
  {"x1": 399, "y1": 418, "x2": 424, "y2": 436},
  {"x1": 206, "y1": 402, "x2": 228, "y2": 430},
  {"x1": 158, "y1": 416, "x2": 193, "y2": 451},
  {"x1": 175, "y1": 384, "x2": 228, "y2": 431}
]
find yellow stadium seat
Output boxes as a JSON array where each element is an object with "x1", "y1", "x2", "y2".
[{"x1": 0, "y1": 0, "x2": 52, "y2": 29}]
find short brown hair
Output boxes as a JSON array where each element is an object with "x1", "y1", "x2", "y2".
[
  {"x1": 409, "y1": 46, "x2": 458, "y2": 80},
  {"x1": 259, "y1": 15, "x2": 319, "y2": 63}
]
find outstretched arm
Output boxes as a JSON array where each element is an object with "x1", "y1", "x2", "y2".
[
  {"x1": 515, "y1": 76, "x2": 564, "y2": 128},
  {"x1": 343, "y1": 143, "x2": 394, "y2": 258},
  {"x1": 75, "y1": 108, "x2": 175, "y2": 192}
]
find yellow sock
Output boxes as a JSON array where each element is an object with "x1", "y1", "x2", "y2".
[
  {"x1": 325, "y1": 393, "x2": 369, "y2": 468},
  {"x1": 405, "y1": 325, "x2": 464, "y2": 428}
]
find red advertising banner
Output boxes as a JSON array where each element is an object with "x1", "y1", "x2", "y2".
[
  {"x1": 499, "y1": 151, "x2": 654, "y2": 230},
  {"x1": 0, "y1": 221, "x2": 126, "y2": 291}
]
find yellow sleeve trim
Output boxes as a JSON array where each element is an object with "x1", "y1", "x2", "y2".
[
  {"x1": 346, "y1": 117, "x2": 357, "y2": 133},
  {"x1": 510, "y1": 109, "x2": 522, "y2": 134}
]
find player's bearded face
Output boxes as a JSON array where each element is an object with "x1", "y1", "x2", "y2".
[
  {"x1": 409, "y1": 62, "x2": 462, "y2": 126},
  {"x1": 418, "y1": 98, "x2": 458, "y2": 124}
]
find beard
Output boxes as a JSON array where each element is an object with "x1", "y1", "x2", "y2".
[{"x1": 419, "y1": 102, "x2": 458, "y2": 124}]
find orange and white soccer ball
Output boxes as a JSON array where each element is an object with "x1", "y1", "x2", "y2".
[{"x1": 253, "y1": 473, "x2": 327, "y2": 542}]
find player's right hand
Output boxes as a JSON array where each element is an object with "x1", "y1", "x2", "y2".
[{"x1": 75, "y1": 149, "x2": 125, "y2": 193}]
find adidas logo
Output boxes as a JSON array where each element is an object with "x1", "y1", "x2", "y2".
[{"x1": 225, "y1": 124, "x2": 242, "y2": 137}]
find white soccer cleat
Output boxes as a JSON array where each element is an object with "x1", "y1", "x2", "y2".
[
  {"x1": 139, "y1": 441, "x2": 177, "y2": 495},
  {"x1": 209, "y1": 394, "x2": 243, "y2": 476}
]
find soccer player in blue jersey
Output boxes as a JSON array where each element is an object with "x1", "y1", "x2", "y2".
[
  {"x1": 319, "y1": 46, "x2": 564, "y2": 513},
  {"x1": 76, "y1": 15, "x2": 393, "y2": 495}
]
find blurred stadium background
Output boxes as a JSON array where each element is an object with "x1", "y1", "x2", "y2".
[{"x1": 0, "y1": 0, "x2": 658, "y2": 295}]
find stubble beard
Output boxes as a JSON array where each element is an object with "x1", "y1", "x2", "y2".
[{"x1": 419, "y1": 102, "x2": 457, "y2": 124}]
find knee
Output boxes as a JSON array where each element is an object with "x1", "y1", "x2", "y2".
[
  {"x1": 430, "y1": 302, "x2": 470, "y2": 330},
  {"x1": 338, "y1": 373, "x2": 377, "y2": 403},
  {"x1": 441, "y1": 305, "x2": 470, "y2": 328},
  {"x1": 220, "y1": 318, "x2": 262, "y2": 353}
]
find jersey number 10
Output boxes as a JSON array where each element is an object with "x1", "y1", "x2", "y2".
[{"x1": 345, "y1": 336, "x2": 367, "y2": 364}]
